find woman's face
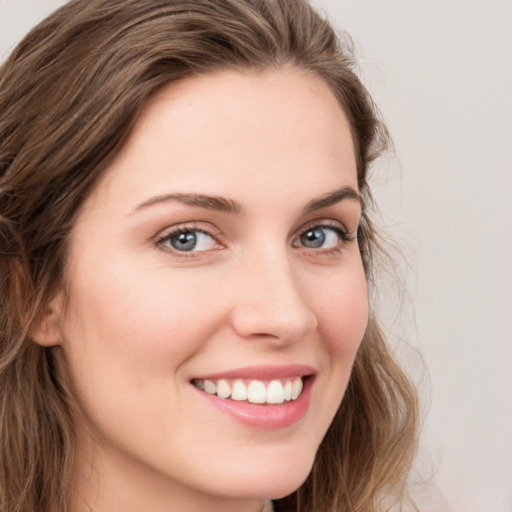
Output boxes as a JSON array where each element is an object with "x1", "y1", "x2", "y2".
[{"x1": 48, "y1": 69, "x2": 368, "y2": 510}]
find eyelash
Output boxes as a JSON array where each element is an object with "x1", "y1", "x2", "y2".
[
  {"x1": 155, "y1": 224, "x2": 221, "y2": 258},
  {"x1": 155, "y1": 221, "x2": 356, "y2": 258},
  {"x1": 296, "y1": 221, "x2": 356, "y2": 249}
]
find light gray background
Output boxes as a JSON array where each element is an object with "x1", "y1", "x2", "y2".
[{"x1": 1, "y1": 1, "x2": 511, "y2": 511}]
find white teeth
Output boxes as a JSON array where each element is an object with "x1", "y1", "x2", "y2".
[
  {"x1": 291, "y1": 377, "x2": 303, "y2": 400},
  {"x1": 283, "y1": 380, "x2": 293, "y2": 401},
  {"x1": 266, "y1": 380, "x2": 285, "y2": 404},
  {"x1": 247, "y1": 380, "x2": 267, "y2": 404},
  {"x1": 216, "y1": 379, "x2": 231, "y2": 399},
  {"x1": 203, "y1": 380, "x2": 217, "y2": 395},
  {"x1": 193, "y1": 377, "x2": 306, "y2": 404},
  {"x1": 231, "y1": 379, "x2": 248, "y2": 401}
]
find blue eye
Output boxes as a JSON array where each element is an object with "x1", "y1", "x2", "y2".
[
  {"x1": 159, "y1": 229, "x2": 218, "y2": 252},
  {"x1": 295, "y1": 225, "x2": 347, "y2": 250}
]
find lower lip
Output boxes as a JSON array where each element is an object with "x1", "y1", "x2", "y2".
[{"x1": 194, "y1": 377, "x2": 314, "y2": 429}]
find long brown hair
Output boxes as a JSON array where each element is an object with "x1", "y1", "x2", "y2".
[{"x1": 0, "y1": 1, "x2": 418, "y2": 510}]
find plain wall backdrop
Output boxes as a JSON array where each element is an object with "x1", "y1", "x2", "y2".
[{"x1": 1, "y1": 1, "x2": 511, "y2": 511}]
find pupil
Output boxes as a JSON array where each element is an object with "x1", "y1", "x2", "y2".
[
  {"x1": 171, "y1": 232, "x2": 197, "y2": 251},
  {"x1": 302, "y1": 228, "x2": 325, "y2": 248}
]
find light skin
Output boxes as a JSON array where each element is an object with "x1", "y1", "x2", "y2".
[{"x1": 35, "y1": 68, "x2": 368, "y2": 512}]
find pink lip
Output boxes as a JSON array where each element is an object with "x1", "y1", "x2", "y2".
[
  {"x1": 192, "y1": 364, "x2": 315, "y2": 381},
  {"x1": 191, "y1": 365, "x2": 316, "y2": 430}
]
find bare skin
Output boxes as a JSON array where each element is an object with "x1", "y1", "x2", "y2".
[{"x1": 34, "y1": 69, "x2": 368, "y2": 512}]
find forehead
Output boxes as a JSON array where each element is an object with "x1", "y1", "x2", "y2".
[{"x1": 80, "y1": 68, "x2": 357, "y2": 217}]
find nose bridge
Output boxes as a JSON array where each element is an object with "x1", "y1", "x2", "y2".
[{"x1": 230, "y1": 244, "x2": 318, "y2": 342}]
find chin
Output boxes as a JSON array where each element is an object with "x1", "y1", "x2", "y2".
[{"x1": 202, "y1": 447, "x2": 315, "y2": 501}]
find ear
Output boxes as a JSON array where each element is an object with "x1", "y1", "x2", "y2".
[
  {"x1": 9, "y1": 260, "x2": 65, "y2": 347},
  {"x1": 30, "y1": 292, "x2": 65, "y2": 347}
]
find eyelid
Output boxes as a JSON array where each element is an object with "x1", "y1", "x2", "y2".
[
  {"x1": 152, "y1": 218, "x2": 357, "y2": 258},
  {"x1": 296, "y1": 219, "x2": 353, "y2": 239},
  {"x1": 155, "y1": 222, "x2": 224, "y2": 255},
  {"x1": 292, "y1": 219, "x2": 357, "y2": 253}
]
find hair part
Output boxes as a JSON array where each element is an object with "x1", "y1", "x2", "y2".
[{"x1": 0, "y1": 1, "x2": 418, "y2": 510}]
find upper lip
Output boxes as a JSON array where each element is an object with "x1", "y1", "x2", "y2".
[{"x1": 191, "y1": 364, "x2": 316, "y2": 381}]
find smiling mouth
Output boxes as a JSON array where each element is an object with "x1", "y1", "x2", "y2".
[{"x1": 191, "y1": 377, "x2": 306, "y2": 405}]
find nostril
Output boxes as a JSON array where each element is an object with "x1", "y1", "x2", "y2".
[
  {"x1": 227, "y1": 259, "x2": 318, "y2": 342},
  {"x1": 230, "y1": 301, "x2": 317, "y2": 343}
]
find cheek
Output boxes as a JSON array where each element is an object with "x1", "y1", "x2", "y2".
[
  {"x1": 59, "y1": 261, "x2": 226, "y2": 393},
  {"x1": 314, "y1": 267, "x2": 369, "y2": 358},
  {"x1": 302, "y1": 264, "x2": 368, "y2": 448},
  {"x1": 57, "y1": 264, "x2": 230, "y2": 453}
]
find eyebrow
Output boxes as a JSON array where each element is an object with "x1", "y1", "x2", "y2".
[
  {"x1": 302, "y1": 186, "x2": 362, "y2": 213},
  {"x1": 132, "y1": 193, "x2": 245, "y2": 215},
  {"x1": 131, "y1": 186, "x2": 361, "y2": 216}
]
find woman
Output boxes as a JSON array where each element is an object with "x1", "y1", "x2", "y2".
[{"x1": 0, "y1": 1, "x2": 418, "y2": 511}]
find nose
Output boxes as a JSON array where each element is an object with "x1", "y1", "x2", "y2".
[{"x1": 229, "y1": 249, "x2": 318, "y2": 344}]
